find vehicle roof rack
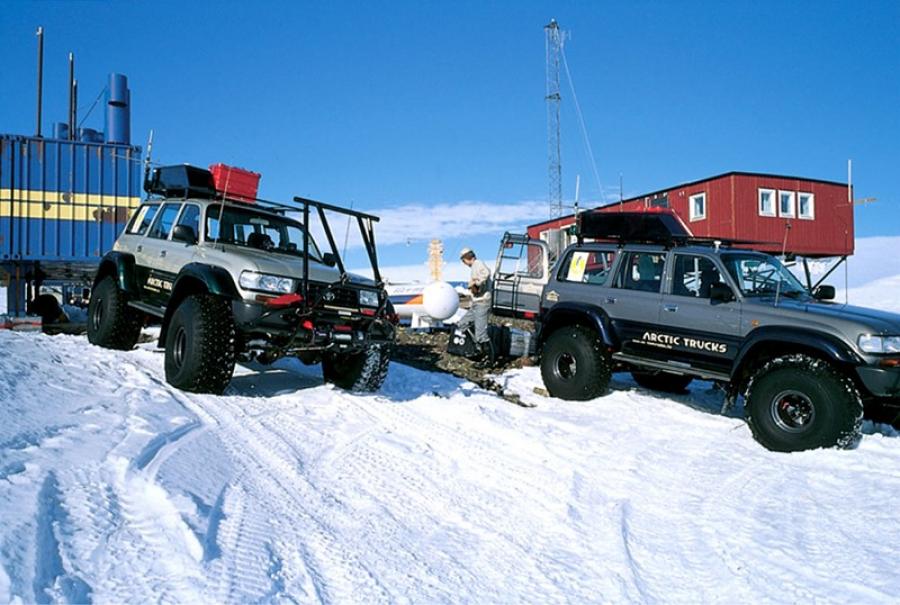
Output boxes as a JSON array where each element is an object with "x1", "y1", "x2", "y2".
[{"x1": 576, "y1": 210, "x2": 776, "y2": 250}]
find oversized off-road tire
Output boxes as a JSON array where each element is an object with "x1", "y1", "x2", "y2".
[
  {"x1": 631, "y1": 371, "x2": 694, "y2": 393},
  {"x1": 745, "y1": 354, "x2": 863, "y2": 452},
  {"x1": 322, "y1": 344, "x2": 392, "y2": 392},
  {"x1": 540, "y1": 326, "x2": 611, "y2": 401},
  {"x1": 87, "y1": 276, "x2": 143, "y2": 350},
  {"x1": 164, "y1": 294, "x2": 236, "y2": 394}
]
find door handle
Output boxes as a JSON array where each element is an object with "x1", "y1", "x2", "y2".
[
  {"x1": 159, "y1": 250, "x2": 167, "y2": 258},
  {"x1": 664, "y1": 304, "x2": 678, "y2": 312},
  {"x1": 136, "y1": 245, "x2": 143, "y2": 253}
]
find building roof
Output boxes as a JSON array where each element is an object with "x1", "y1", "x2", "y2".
[{"x1": 528, "y1": 171, "x2": 848, "y2": 230}]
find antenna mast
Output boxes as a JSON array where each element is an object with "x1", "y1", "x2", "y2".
[{"x1": 545, "y1": 19, "x2": 563, "y2": 219}]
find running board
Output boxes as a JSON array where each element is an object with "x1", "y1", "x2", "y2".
[
  {"x1": 128, "y1": 300, "x2": 166, "y2": 318},
  {"x1": 612, "y1": 352, "x2": 731, "y2": 382}
]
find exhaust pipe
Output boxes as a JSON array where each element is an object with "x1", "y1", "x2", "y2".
[
  {"x1": 67, "y1": 52, "x2": 75, "y2": 139},
  {"x1": 105, "y1": 73, "x2": 131, "y2": 145},
  {"x1": 35, "y1": 26, "x2": 43, "y2": 137}
]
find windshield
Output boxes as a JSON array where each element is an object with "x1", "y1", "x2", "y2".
[
  {"x1": 721, "y1": 253, "x2": 809, "y2": 299},
  {"x1": 205, "y1": 205, "x2": 322, "y2": 261}
]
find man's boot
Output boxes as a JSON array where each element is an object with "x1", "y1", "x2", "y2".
[{"x1": 474, "y1": 341, "x2": 495, "y2": 369}]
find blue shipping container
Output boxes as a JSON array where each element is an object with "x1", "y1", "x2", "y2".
[{"x1": 0, "y1": 134, "x2": 143, "y2": 263}]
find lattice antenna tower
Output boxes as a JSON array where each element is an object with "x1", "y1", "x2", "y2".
[
  {"x1": 428, "y1": 239, "x2": 444, "y2": 282},
  {"x1": 545, "y1": 19, "x2": 564, "y2": 219}
]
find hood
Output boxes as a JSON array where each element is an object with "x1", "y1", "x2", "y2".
[
  {"x1": 802, "y1": 301, "x2": 900, "y2": 334},
  {"x1": 199, "y1": 244, "x2": 376, "y2": 287},
  {"x1": 749, "y1": 297, "x2": 900, "y2": 335}
]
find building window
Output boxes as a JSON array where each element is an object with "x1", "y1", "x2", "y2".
[
  {"x1": 689, "y1": 192, "x2": 706, "y2": 221},
  {"x1": 778, "y1": 190, "x2": 796, "y2": 218},
  {"x1": 758, "y1": 188, "x2": 776, "y2": 217},
  {"x1": 798, "y1": 192, "x2": 815, "y2": 219}
]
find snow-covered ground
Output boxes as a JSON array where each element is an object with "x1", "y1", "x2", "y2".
[{"x1": 2, "y1": 328, "x2": 900, "y2": 604}]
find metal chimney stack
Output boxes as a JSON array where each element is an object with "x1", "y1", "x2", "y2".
[
  {"x1": 67, "y1": 52, "x2": 75, "y2": 139},
  {"x1": 35, "y1": 26, "x2": 43, "y2": 137},
  {"x1": 105, "y1": 73, "x2": 131, "y2": 145}
]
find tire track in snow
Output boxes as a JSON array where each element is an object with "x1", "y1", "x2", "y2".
[
  {"x1": 32, "y1": 473, "x2": 93, "y2": 604},
  {"x1": 694, "y1": 456, "x2": 899, "y2": 604},
  {"x1": 153, "y1": 382, "x2": 393, "y2": 604},
  {"x1": 206, "y1": 484, "x2": 305, "y2": 602},
  {"x1": 131, "y1": 420, "x2": 204, "y2": 473},
  {"x1": 328, "y1": 390, "x2": 638, "y2": 602},
  {"x1": 1, "y1": 337, "x2": 209, "y2": 605},
  {"x1": 606, "y1": 420, "x2": 754, "y2": 604}
]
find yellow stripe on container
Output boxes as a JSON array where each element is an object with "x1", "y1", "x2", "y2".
[{"x1": 0, "y1": 189, "x2": 141, "y2": 220}]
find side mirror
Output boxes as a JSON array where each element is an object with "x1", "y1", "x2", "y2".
[
  {"x1": 322, "y1": 252, "x2": 338, "y2": 267},
  {"x1": 813, "y1": 284, "x2": 836, "y2": 301},
  {"x1": 171, "y1": 224, "x2": 197, "y2": 245},
  {"x1": 710, "y1": 282, "x2": 736, "y2": 303}
]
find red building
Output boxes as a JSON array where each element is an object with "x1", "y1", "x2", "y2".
[{"x1": 528, "y1": 172, "x2": 854, "y2": 258}]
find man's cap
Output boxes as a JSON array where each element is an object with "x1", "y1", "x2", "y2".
[{"x1": 459, "y1": 247, "x2": 474, "y2": 259}]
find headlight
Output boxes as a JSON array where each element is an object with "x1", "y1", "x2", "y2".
[
  {"x1": 359, "y1": 289, "x2": 379, "y2": 307},
  {"x1": 239, "y1": 271, "x2": 296, "y2": 294},
  {"x1": 858, "y1": 334, "x2": 900, "y2": 354}
]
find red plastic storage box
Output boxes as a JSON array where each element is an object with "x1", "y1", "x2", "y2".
[{"x1": 209, "y1": 163, "x2": 261, "y2": 202}]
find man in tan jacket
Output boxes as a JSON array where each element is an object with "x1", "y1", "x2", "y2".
[{"x1": 458, "y1": 247, "x2": 493, "y2": 360}]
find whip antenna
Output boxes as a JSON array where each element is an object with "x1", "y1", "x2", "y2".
[{"x1": 775, "y1": 221, "x2": 792, "y2": 306}]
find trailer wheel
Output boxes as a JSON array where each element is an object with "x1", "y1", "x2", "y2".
[
  {"x1": 87, "y1": 276, "x2": 143, "y2": 350},
  {"x1": 631, "y1": 371, "x2": 693, "y2": 393},
  {"x1": 322, "y1": 344, "x2": 391, "y2": 392},
  {"x1": 745, "y1": 354, "x2": 862, "y2": 452},
  {"x1": 164, "y1": 294, "x2": 236, "y2": 394},
  {"x1": 540, "y1": 326, "x2": 611, "y2": 401}
]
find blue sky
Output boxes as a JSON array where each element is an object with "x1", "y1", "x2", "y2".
[{"x1": 2, "y1": 1, "x2": 898, "y2": 279}]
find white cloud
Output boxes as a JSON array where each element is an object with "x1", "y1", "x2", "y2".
[
  {"x1": 358, "y1": 200, "x2": 550, "y2": 248},
  {"x1": 351, "y1": 262, "x2": 471, "y2": 284}
]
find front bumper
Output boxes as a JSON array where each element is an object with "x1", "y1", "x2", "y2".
[
  {"x1": 232, "y1": 300, "x2": 395, "y2": 350},
  {"x1": 855, "y1": 364, "x2": 900, "y2": 398}
]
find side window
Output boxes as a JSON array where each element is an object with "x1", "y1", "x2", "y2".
[
  {"x1": 207, "y1": 209, "x2": 221, "y2": 241},
  {"x1": 127, "y1": 204, "x2": 160, "y2": 235},
  {"x1": 671, "y1": 255, "x2": 725, "y2": 298},
  {"x1": 559, "y1": 250, "x2": 617, "y2": 285},
  {"x1": 175, "y1": 204, "x2": 201, "y2": 241},
  {"x1": 613, "y1": 252, "x2": 665, "y2": 292},
  {"x1": 147, "y1": 203, "x2": 181, "y2": 240}
]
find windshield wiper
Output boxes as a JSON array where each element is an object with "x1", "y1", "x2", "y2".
[{"x1": 780, "y1": 290, "x2": 808, "y2": 299}]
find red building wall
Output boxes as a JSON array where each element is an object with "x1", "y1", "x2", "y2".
[{"x1": 527, "y1": 172, "x2": 853, "y2": 257}]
